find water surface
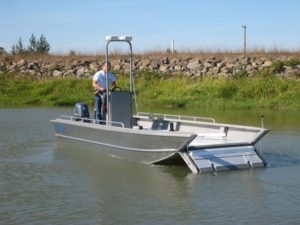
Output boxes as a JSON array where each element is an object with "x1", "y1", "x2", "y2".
[{"x1": 0, "y1": 108, "x2": 300, "y2": 225}]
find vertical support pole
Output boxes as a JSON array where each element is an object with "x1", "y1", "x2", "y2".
[
  {"x1": 129, "y1": 42, "x2": 133, "y2": 92},
  {"x1": 128, "y1": 42, "x2": 138, "y2": 114},
  {"x1": 241, "y1": 25, "x2": 247, "y2": 56},
  {"x1": 105, "y1": 37, "x2": 136, "y2": 124},
  {"x1": 105, "y1": 41, "x2": 110, "y2": 125},
  {"x1": 259, "y1": 114, "x2": 264, "y2": 154}
]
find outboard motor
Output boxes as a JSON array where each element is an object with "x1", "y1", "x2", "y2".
[{"x1": 74, "y1": 102, "x2": 90, "y2": 121}]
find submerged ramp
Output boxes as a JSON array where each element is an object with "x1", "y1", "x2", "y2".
[{"x1": 181, "y1": 146, "x2": 266, "y2": 173}]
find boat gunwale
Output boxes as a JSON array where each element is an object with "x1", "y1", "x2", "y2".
[
  {"x1": 50, "y1": 118, "x2": 192, "y2": 138},
  {"x1": 134, "y1": 114, "x2": 269, "y2": 133}
]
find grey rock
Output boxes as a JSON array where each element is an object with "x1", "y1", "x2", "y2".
[
  {"x1": 64, "y1": 70, "x2": 75, "y2": 77},
  {"x1": 8, "y1": 64, "x2": 17, "y2": 71},
  {"x1": 174, "y1": 65, "x2": 182, "y2": 71},
  {"x1": 212, "y1": 67, "x2": 220, "y2": 74},
  {"x1": 141, "y1": 59, "x2": 152, "y2": 67},
  {"x1": 246, "y1": 65, "x2": 253, "y2": 71},
  {"x1": 204, "y1": 62, "x2": 213, "y2": 68},
  {"x1": 77, "y1": 67, "x2": 87, "y2": 76},
  {"x1": 17, "y1": 59, "x2": 26, "y2": 67},
  {"x1": 28, "y1": 62, "x2": 36, "y2": 69},
  {"x1": 170, "y1": 58, "x2": 179, "y2": 64},
  {"x1": 53, "y1": 70, "x2": 63, "y2": 77},
  {"x1": 159, "y1": 65, "x2": 170, "y2": 72},
  {"x1": 262, "y1": 60, "x2": 272, "y2": 67},
  {"x1": 187, "y1": 60, "x2": 201, "y2": 71},
  {"x1": 217, "y1": 62, "x2": 225, "y2": 68},
  {"x1": 113, "y1": 64, "x2": 121, "y2": 71},
  {"x1": 89, "y1": 62, "x2": 99, "y2": 71},
  {"x1": 28, "y1": 70, "x2": 36, "y2": 75}
]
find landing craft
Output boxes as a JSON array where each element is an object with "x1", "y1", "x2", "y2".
[{"x1": 51, "y1": 36, "x2": 269, "y2": 173}]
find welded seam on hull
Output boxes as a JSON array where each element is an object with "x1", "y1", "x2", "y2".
[{"x1": 55, "y1": 134, "x2": 177, "y2": 152}]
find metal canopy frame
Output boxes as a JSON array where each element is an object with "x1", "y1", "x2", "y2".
[{"x1": 105, "y1": 35, "x2": 138, "y2": 125}]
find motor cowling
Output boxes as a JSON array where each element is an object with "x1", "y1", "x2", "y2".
[{"x1": 74, "y1": 102, "x2": 90, "y2": 118}]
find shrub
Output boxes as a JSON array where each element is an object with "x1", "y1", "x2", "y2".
[
  {"x1": 11, "y1": 37, "x2": 26, "y2": 55},
  {"x1": 270, "y1": 61, "x2": 285, "y2": 73},
  {"x1": 284, "y1": 59, "x2": 300, "y2": 67},
  {"x1": 0, "y1": 47, "x2": 7, "y2": 55},
  {"x1": 11, "y1": 34, "x2": 50, "y2": 55}
]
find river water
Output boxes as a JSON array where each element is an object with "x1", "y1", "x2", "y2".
[{"x1": 0, "y1": 108, "x2": 300, "y2": 225}]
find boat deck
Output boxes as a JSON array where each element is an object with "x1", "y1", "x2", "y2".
[{"x1": 189, "y1": 135, "x2": 248, "y2": 149}]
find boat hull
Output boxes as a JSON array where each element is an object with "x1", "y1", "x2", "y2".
[
  {"x1": 52, "y1": 119, "x2": 192, "y2": 164},
  {"x1": 51, "y1": 113, "x2": 269, "y2": 173}
]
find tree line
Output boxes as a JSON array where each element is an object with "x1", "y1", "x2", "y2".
[{"x1": 1, "y1": 34, "x2": 50, "y2": 56}]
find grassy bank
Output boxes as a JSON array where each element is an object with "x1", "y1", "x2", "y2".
[
  {"x1": 134, "y1": 71, "x2": 300, "y2": 110},
  {"x1": 0, "y1": 73, "x2": 92, "y2": 107},
  {"x1": 1, "y1": 72, "x2": 300, "y2": 110}
]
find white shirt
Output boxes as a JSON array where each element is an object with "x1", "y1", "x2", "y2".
[{"x1": 92, "y1": 70, "x2": 116, "y2": 89}]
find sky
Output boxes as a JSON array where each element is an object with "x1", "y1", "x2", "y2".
[{"x1": 1, "y1": 0, "x2": 299, "y2": 54}]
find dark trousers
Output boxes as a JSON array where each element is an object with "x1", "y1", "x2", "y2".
[{"x1": 94, "y1": 94, "x2": 107, "y2": 124}]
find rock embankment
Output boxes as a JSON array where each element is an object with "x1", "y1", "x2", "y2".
[{"x1": 1, "y1": 55, "x2": 300, "y2": 79}]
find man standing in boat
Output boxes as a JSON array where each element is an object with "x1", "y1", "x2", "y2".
[{"x1": 92, "y1": 61, "x2": 117, "y2": 123}]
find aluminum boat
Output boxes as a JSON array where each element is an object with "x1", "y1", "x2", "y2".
[{"x1": 51, "y1": 36, "x2": 269, "y2": 173}]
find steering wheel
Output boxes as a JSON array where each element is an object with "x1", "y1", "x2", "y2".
[{"x1": 111, "y1": 86, "x2": 122, "y2": 92}]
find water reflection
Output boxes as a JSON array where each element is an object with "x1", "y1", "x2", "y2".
[
  {"x1": 54, "y1": 140, "x2": 285, "y2": 225},
  {"x1": 54, "y1": 141, "x2": 199, "y2": 224}
]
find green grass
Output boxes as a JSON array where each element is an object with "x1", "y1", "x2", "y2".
[
  {"x1": 1, "y1": 71, "x2": 300, "y2": 110},
  {"x1": 133, "y1": 71, "x2": 300, "y2": 110},
  {"x1": 0, "y1": 74, "x2": 92, "y2": 107}
]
